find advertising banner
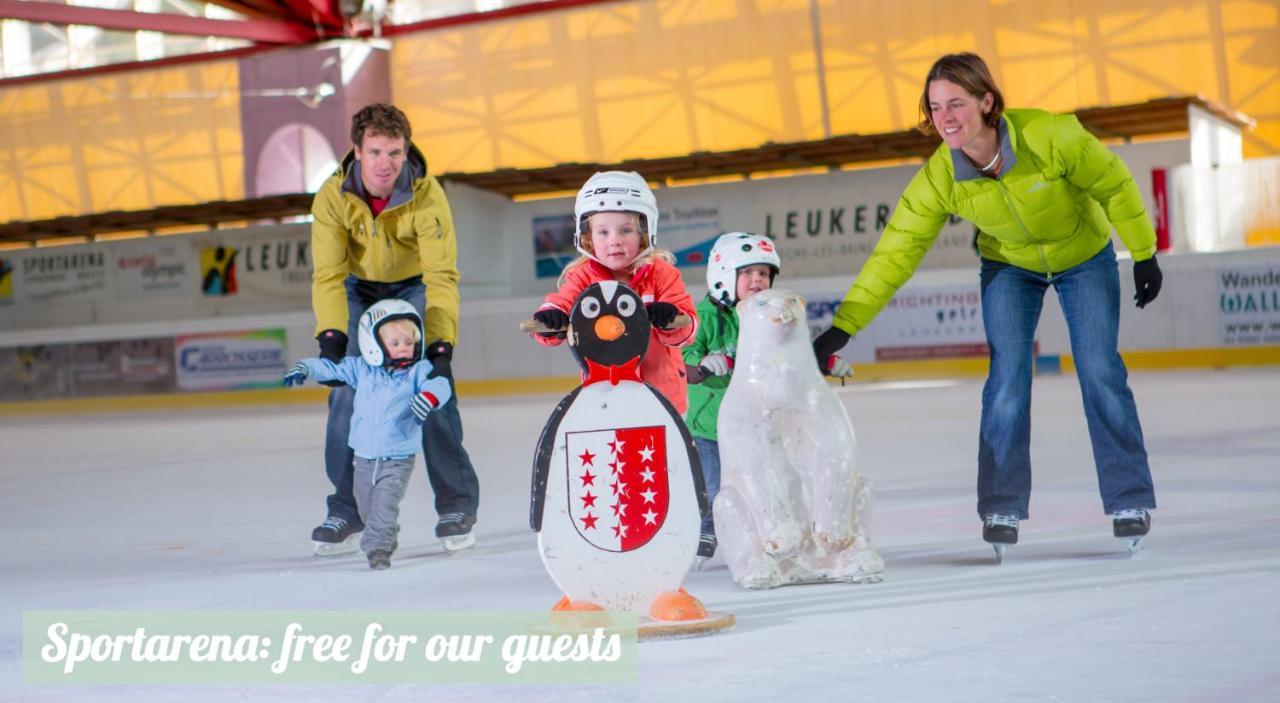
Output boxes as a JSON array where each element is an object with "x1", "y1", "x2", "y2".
[
  {"x1": 793, "y1": 282, "x2": 988, "y2": 362},
  {"x1": 1219, "y1": 263, "x2": 1280, "y2": 345},
  {"x1": 16, "y1": 249, "x2": 112, "y2": 304},
  {"x1": 113, "y1": 240, "x2": 195, "y2": 300},
  {"x1": 663, "y1": 202, "x2": 722, "y2": 267},
  {"x1": 68, "y1": 337, "x2": 176, "y2": 397},
  {"x1": 0, "y1": 257, "x2": 14, "y2": 305},
  {"x1": 0, "y1": 344, "x2": 72, "y2": 401},
  {"x1": 531, "y1": 201, "x2": 723, "y2": 278},
  {"x1": 518, "y1": 166, "x2": 978, "y2": 281},
  {"x1": 194, "y1": 226, "x2": 310, "y2": 303},
  {"x1": 532, "y1": 214, "x2": 577, "y2": 279},
  {"x1": 199, "y1": 245, "x2": 239, "y2": 297},
  {"x1": 234, "y1": 233, "x2": 312, "y2": 299},
  {"x1": 175, "y1": 329, "x2": 288, "y2": 391},
  {"x1": 753, "y1": 171, "x2": 975, "y2": 278},
  {"x1": 872, "y1": 283, "x2": 987, "y2": 360}
]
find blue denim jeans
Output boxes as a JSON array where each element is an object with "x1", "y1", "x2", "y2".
[
  {"x1": 977, "y1": 243, "x2": 1155, "y2": 519},
  {"x1": 693, "y1": 437, "x2": 720, "y2": 537},
  {"x1": 323, "y1": 275, "x2": 480, "y2": 524}
]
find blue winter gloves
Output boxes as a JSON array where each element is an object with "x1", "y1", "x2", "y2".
[
  {"x1": 1133, "y1": 257, "x2": 1163, "y2": 309},
  {"x1": 283, "y1": 362, "x2": 308, "y2": 387},
  {"x1": 411, "y1": 391, "x2": 440, "y2": 423}
]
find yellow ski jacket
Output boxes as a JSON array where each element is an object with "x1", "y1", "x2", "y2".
[{"x1": 310, "y1": 144, "x2": 461, "y2": 344}]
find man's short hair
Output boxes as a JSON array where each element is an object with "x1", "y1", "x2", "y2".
[{"x1": 351, "y1": 103, "x2": 412, "y2": 147}]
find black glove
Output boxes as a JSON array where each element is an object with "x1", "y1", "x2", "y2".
[
  {"x1": 812, "y1": 326, "x2": 851, "y2": 375},
  {"x1": 646, "y1": 302, "x2": 679, "y2": 330},
  {"x1": 426, "y1": 340, "x2": 453, "y2": 379},
  {"x1": 532, "y1": 308, "x2": 569, "y2": 340},
  {"x1": 1133, "y1": 257, "x2": 1162, "y2": 309},
  {"x1": 315, "y1": 329, "x2": 349, "y2": 387}
]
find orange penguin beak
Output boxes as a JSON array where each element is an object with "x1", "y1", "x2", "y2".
[{"x1": 594, "y1": 315, "x2": 625, "y2": 341}]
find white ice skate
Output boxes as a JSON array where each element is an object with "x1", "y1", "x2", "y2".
[
  {"x1": 313, "y1": 533, "x2": 361, "y2": 556},
  {"x1": 311, "y1": 517, "x2": 362, "y2": 557},
  {"x1": 982, "y1": 514, "x2": 1019, "y2": 565},
  {"x1": 1113, "y1": 509, "x2": 1150, "y2": 556},
  {"x1": 437, "y1": 513, "x2": 476, "y2": 554}
]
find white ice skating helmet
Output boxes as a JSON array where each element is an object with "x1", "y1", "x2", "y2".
[
  {"x1": 573, "y1": 171, "x2": 660, "y2": 266},
  {"x1": 706, "y1": 231, "x2": 781, "y2": 307},
  {"x1": 357, "y1": 299, "x2": 424, "y2": 368}
]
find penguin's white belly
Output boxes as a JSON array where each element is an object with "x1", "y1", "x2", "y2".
[{"x1": 538, "y1": 381, "x2": 700, "y2": 612}]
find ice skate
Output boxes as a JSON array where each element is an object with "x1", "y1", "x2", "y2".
[
  {"x1": 436, "y1": 512, "x2": 476, "y2": 553},
  {"x1": 1113, "y1": 509, "x2": 1150, "y2": 555},
  {"x1": 694, "y1": 534, "x2": 717, "y2": 570},
  {"x1": 982, "y1": 513, "x2": 1019, "y2": 564},
  {"x1": 312, "y1": 516, "x2": 363, "y2": 557}
]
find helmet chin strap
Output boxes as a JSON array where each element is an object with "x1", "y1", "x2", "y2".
[{"x1": 388, "y1": 357, "x2": 415, "y2": 370}]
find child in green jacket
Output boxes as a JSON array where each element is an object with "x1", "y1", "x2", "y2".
[
  {"x1": 683, "y1": 233, "x2": 782, "y2": 560},
  {"x1": 687, "y1": 233, "x2": 856, "y2": 560}
]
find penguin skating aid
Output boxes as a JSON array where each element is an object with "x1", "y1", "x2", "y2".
[{"x1": 529, "y1": 282, "x2": 733, "y2": 638}]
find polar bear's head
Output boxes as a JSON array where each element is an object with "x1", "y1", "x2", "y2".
[{"x1": 736, "y1": 288, "x2": 809, "y2": 353}]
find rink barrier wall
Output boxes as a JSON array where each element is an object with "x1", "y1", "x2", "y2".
[
  {"x1": 1, "y1": 243, "x2": 1277, "y2": 410},
  {"x1": 2, "y1": 345, "x2": 1276, "y2": 417}
]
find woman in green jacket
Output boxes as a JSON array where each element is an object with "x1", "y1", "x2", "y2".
[{"x1": 812, "y1": 53, "x2": 1161, "y2": 556}]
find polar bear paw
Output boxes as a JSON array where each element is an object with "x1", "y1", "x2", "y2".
[
  {"x1": 828, "y1": 542, "x2": 885, "y2": 584},
  {"x1": 733, "y1": 554, "x2": 785, "y2": 590},
  {"x1": 812, "y1": 527, "x2": 856, "y2": 557},
  {"x1": 761, "y1": 521, "x2": 805, "y2": 557}
]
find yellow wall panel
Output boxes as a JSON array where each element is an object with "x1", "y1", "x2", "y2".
[
  {"x1": 394, "y1": 0, "x2": 823, "y2": 173},
  {"x1": 402, "y1": 0, "x2": 1280, "y2": 175},
  {"x1": 3, "y1": 0, "x2": 1277, "y2": 224},
  {"x1": 0, "y1": 60, "x2": 242, "y2": 222},
  {"x1": 1221, "y1": 2, "x2": 1279, "y2": 155}
]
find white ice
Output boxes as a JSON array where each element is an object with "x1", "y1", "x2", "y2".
[{"x1": 3, "y1": 368, "x2": 1278, "y2": 702}]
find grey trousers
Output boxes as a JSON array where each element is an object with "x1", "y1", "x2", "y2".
[{"x1": 353, "y1": 455, "x2": 415, "y2": 554}]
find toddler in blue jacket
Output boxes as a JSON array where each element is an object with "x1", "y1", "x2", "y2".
[{"x1": 285, "y1": 299, "x2": 451, "y2": 570}]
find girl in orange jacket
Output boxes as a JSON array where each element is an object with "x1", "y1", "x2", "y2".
[{"x1": 530, "y1": 171, "x2": 697, "y2": 413}]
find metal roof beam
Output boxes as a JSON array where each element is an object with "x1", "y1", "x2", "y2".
[
  {"x1": 0, "y1": 0, "x2": 319, "y2": 43},
  {"x1": 275, "y1": 0, "x2": 344, "y2": 29}
]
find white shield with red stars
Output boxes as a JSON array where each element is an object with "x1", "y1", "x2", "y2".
[
  {"x1": 565, "y1": 426, "x2": 670, "y2": 551},
  {"x1": 535, "y1": 379, "x2": 702, "y2": 614}
]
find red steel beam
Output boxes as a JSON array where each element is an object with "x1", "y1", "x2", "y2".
[
  {"x1": 202, "y1": 0, "x2": 297, "y2": 23},
  {"x1": 0, "y1": 0, "x2": 320, "y2": 43},
  {"x1": 275, "y1": 0, "x2": 344, "y2": 29},
  {"x1": 383, "y1": 0, "x2": 628, "y2": 37}
]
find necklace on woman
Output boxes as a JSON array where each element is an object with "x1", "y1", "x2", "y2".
[{"x1": 979, "y1": 149, "x2": 1001, "y2": 173}]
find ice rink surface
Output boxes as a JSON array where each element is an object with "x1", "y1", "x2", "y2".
[{"x1": 3, "y1": 368, "x2": 1278, "y2": 702}]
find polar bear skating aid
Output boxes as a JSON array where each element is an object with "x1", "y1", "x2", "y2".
[{"x1": 714, "y1": 289, "x2": 884, "y2": 588}]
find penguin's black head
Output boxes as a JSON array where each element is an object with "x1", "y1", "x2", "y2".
[{"x1": 568, "y1": 281, "x2": 650, "y2": 371}]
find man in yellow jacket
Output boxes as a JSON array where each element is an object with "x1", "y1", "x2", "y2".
[{"x1": 308, "y1": 103, "x2": 479, "y2": 554}]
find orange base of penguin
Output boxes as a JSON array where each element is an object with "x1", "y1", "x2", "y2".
[{"x1": 549, "y1": 591, "x2": 734, "y2": 640}]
